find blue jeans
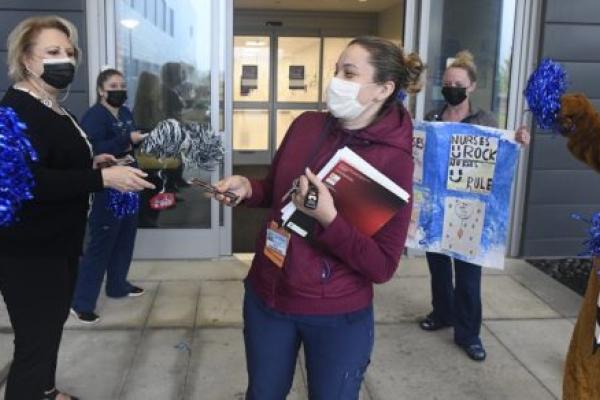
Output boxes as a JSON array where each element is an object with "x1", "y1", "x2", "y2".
[
  {"x1": 72, "y1": 191, "x2": 138, "y2": 313},
  {"x1": 426, "y1": 252, "x2": 482, "y2": 346},
  {"x1": 243, "y1": 283, "x2": 374, "y2": 400}
]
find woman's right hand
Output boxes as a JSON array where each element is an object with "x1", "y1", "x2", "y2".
[
  {"x1": 130, "y1": 130, "x2": 148, "y2": 144},
  {"x1": 101, "y1": 166, "x2": 156, "y2": 192},
  {"x1": 213, "y1": 175, "x2": 252, "y2": 206}
]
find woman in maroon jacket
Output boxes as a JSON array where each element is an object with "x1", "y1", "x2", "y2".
[{"x1": 216, "y1": 36, "x2": 424, "y2": 399}]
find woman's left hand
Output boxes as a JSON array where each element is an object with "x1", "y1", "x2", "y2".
[
  {"x1": 292, "y1": 168, "x2": 338, "y2": 228},
  {"x1": 515, "y1": 125, "x2": 531, "y2": 146},
  {"x1": 93, "y1": 153, "x2": 118, "y2": 169}
]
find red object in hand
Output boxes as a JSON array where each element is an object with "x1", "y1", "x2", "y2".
[{"x1": 149, "y1": 192, "x2": 176, "y2": 210}]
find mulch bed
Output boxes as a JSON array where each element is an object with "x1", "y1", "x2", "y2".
[{"x1": 526, "y1": 258, "x2": 592, "y2": 296}]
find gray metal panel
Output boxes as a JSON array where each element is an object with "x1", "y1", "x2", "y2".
[
  {"x1": 545, "y1": 0, "x2": 600, "y2": 24},
  {"x1": 522, "y1": 238, "x2": 590, "y2": 257},
  {"x1": 0, "y1": 51, "x2": 88, "y2": 92},
  {"x1": 523, "y1": 204, "x2": 599, "y2": 240},
  {"x1": 527, "y1": 169, "x2": 600, "y2": 205},
  {"x1": 542, "y1": 24, "x2": 600, "y2": 62},
  {"x1": 0, "y1": 0, "x2": 84, "y2": 10},
  {"x1": 560, "y1": 62, "x2": 600, "y2": 98},
  {"x1": 530, "y1": 134, "x2": 592, "y2": 171}
]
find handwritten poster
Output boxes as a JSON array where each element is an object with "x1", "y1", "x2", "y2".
[
  {"x1": 447, "y1": 135, "x2": 498, "y2": 194},
  {"x1": 405, "y1": 121, "x2": 520, "y2": 269}
]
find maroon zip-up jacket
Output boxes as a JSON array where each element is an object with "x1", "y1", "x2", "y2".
[{"x1": 245, "y1": 103, "x2": 414, "y2": 315}]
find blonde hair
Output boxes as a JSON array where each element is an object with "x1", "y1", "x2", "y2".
[
  {"x1": 7, "y1": 15, "x2": 80, "y2": 82},
  {"x1": 448, "y1": 50, "x2": 477, "y2": 83}
]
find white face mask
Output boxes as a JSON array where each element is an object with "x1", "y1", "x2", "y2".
[{"x1": 326, "y1": 77, "x2": 367, "y2": 120}]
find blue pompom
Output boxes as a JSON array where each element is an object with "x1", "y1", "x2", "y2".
[
  {"x1": 572, "y1": 213, "x2": 600, "y2": 259},
  {"x1": 524, "y1": 59, "x2": 568, "y2": 130},
  {"x1": 0, "y1": 107, "x2": 37, "y2": 227},
  {"x1": 107, "y1": 190, "x2": 139, "y2": 219}
]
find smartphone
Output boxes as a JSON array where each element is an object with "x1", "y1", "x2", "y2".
[
  {"x1": 187, "y1": 178, "x2": 239, "y2": 203},
  {"x1": 115, "y1": 154, "x2": 135, "y2": 166}
]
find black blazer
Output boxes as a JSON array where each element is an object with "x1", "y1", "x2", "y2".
[{"x1": 0, "y1": 87, "x2": 104, "y2": 257}]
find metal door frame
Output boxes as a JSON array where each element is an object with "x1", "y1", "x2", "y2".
[
  {"x1": 86, "y1": 0, "x2": 234, "y2": 259},
  {"x1": 403, "y1": 0, "x2": 541, "y2": 257}
]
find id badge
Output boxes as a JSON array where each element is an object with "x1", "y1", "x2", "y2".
[{"x1": 263, "y1": 220, "x2": 290, "y2": 268}]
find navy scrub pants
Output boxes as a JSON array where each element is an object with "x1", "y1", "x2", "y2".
[
  {"x1": 72, "y1": 191, "x2": 138, "y2": 313},
  {"x1": 426, "y1": 251, "x2": 483, "y2": 346},
  {"x1": 243, "y1": 283, "x2": 374, "y2": 400}
]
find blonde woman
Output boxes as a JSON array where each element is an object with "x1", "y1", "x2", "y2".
[
  {"x1": 0, "y1": 16, "x2": 153, "y2": 400},
  {"x1": 419, "y1": 51, "x2": 530, "y2": 362}
]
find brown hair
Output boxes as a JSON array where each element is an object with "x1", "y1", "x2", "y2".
[
  {"x1": 96, "y1": 68, "x2": 123, "y2": 103},
  {"x1": 348, "y1": 36, "x2": 426, "y2": 107},
  {"x1": 448, "y1": 50, "x2": 477, "y2": 83},
  {"x1": 7, "y1": 15, "x2": 80, "y2": 82}
]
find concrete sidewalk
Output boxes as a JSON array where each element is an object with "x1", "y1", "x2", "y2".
[{"x1": 0, "y1": 256, "x2": 581, "y2": 399}]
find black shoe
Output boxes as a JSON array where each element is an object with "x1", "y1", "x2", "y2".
[
  {"x1": 462, "y1": 343, "x2": 487, "y2": 362},
  {"x1": 127, "y1": 286, "x2": 145, "y2": 297},
  {"x1": 70, "y1": 308, "x2": 100, "y2": 324},
  {"x1": 419, "y1": 314, "x2": 451, "y2": 331}
]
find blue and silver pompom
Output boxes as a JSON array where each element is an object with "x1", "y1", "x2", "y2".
[
  {"x1": 524, "y1": 59, "x2": 568, "y2": 130},
  {"x1": 0, "y1": 107, "x2": 37, "y2": 227},
  {"x1": 107, "y1": 189, "x2": 139, "y2": 219}
]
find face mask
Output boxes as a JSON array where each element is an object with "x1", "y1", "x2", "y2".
[
  {"x1": 441, "y1": 86, "x2": 467, "y2": 106},
  {"x1": 326, "y1": 77, "x2": 367, "y2": 120},
  {"x1": 38, "y1": 58, "x2": 76, "y2": 89},
  {"x1": 105, "y1": 90, "x2": 128, "y2": 108}
]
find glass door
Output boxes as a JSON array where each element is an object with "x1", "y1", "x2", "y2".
[
  {"x1": 233, "y1": 35, "x2": 354, "y2": 163},
  {"x1": 233, "y1": 35, "x2": 271, "y2": 164},
  {"x1": 99, "y1": 0, "x2": 232, "y2": 258},
  {"x1": 408, "y1": 0, "x2": 518, "y2": 128}
]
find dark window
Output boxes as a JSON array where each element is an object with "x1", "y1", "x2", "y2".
[{"x1": 169, "y1": 8, "x2": 174, "y2": 36}]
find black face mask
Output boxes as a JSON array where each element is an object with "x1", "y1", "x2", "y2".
[
  {"x1": 40, "y1": 59, "x2": 76, "y2": 89},
  {"x1": 441, "y1": 86, "x2": 468, "y2": 106},
  {"x1": 105, "y1": 90, "x2": 128, "y2": 108}
]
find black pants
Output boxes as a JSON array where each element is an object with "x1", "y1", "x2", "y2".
[
  {"x1": 0, "y1": 255, "x2": 78, "y2": 400},
  {"x1": 426, "y1": 252, "x2": 482, "y2": 346}
]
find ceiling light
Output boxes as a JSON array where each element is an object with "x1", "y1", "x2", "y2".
[{"x1": 120, "y1": 19, "x2": 140, "y2": 29}]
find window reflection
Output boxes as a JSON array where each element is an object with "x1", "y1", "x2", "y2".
[
  {"x1": 422, "y1": 0, "x2": 516, "y2": 128},
  {"x1": 116, "y1": 0, "x2": 215, "y2": 229}
]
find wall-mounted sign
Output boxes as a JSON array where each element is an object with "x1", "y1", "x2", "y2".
[
  {"x1": 289, "y1": 65, "x2": 306, "y2": 90},
  {"x1": 241, "y1": 65, "x2": 258, "y2": 96}
]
